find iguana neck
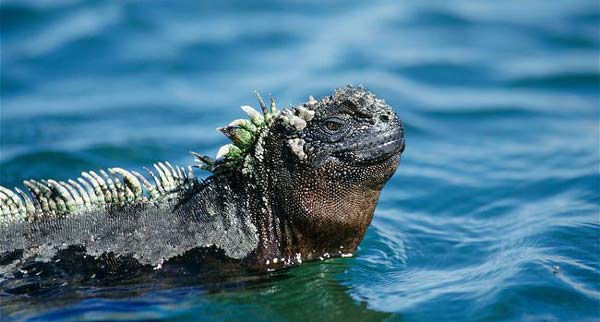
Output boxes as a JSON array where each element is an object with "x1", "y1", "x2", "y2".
[
  {"x1": 236, "y1": 132, "x2": 386, "y2": 270},
  {"x1": 245, "y1": 174, "x2": 380, "y2": 270}
]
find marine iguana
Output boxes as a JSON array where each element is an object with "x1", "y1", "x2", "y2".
[{"x1": 0, "y1": 86, "x2": 405, "y2": 279}]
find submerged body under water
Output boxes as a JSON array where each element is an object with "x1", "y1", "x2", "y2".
[{"x1": 1, "y1": 0, "x2": 598, "y2": 321}]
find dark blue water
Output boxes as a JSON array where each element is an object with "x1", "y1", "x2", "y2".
[{"x1": 1, "y1": 0, "x2": 599, "y2": 321}]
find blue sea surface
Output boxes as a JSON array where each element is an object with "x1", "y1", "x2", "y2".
[{"x1": 1, "y1": 0, "x2": 599, "y2": 321}]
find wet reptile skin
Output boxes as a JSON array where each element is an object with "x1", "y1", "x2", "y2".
[{"x1": 0, "y1": 85, "x2": 405, "y2": 280}]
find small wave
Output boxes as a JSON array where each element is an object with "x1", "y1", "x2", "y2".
[
  {"x1": 505, "y1": 72, "x2": 600, "y2": 90},
  {"x1": 0, "y1": 150, "x2": 94, "y2": 187}
]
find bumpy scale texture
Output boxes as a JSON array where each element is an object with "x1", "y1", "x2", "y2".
[{"x1": 0, "y1": 85, "x2": 405, "y2": 278}]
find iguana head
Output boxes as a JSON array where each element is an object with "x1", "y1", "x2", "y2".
[
  {"x1": 278, "y1": 85, "x2": 404, "y2": 174},
  {"x1": 194, "y1": 85, "x2": 405, "y2": 264}
]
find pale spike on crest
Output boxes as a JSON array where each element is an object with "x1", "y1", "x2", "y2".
[
  {"x1": 81, "y1": 172, "x2": 104, "y2": 204},
  {"x1": 112, "y1": 169, "x2": 129, "y2": 201},
  {"x1": 269, "y1": 94, "x2": 277, "y2": 113},
  {"x1": 156, "y1": 162, "x2": 174, "y2": 191},
  {"x1": 241, "y1": 105, "x2": 264, "y2": 126},
  {"x1": 88, "y1": 171, "x2": 112, "y2": 203},
  {"x1": 144, "y1": 167, "x2": 165, "y2": 194},
  {"x1": 0, "y1": 186, "x2": 24, "y2": 215},
  {"x1": 161, "y1": 162, "x2": 177, "y2": 187},
  {"x1": 175, "y1": 165, "x2": 184, "y2": 180},
  {"x1": 69, "y1": 179, "x2": 92, "y2": 208},
  {"x1": 100, "y1": 170, "x2": 120, "y2": 203},
  {"x1": 165, "y1": 162, "x2": 179, "y2": 180},
  {"x1": 103, "y1": 168, "x2": 126, "y2": 202},
  {"x1": 0, "y1": 189, "x2": 18, "y2": 216},
  {"x1": 254, "y1": 90, "x2": 268, "y2": 115},
  {"x1": 23, "y1": 180, "x2": 49, "y2": 213},
  {"x1": 46, "y1": 180, "x2": 71, "y2": 212},
  {"x1": 111, "y1": 168, "x2": 143, "y2": 198},
  {"x1": 281, "y1": 109, "x2": 307, "y2": 131},
  {"x1": 131, "y1": 170, "x2": 158, "y2": 199},
  {"x1": 33, "y1": 180, "x2": 56, "y2": 213},
  {"x1": 42, "y1": 180, "x2": 65, "y2": 213},
  {"x1": 190, "y1": 151, "x2": 215, "y2": 166},
  {"x1": 216, "y1": 144, "x2": 233, "y2": 160},
  {"x1": 295, "y1": 106, "x2": 315, "y2": 122},
  {"x1": 153, "y1": 163, "x2": 169, "y2": 191},
  {"x1": 107, "y1": 169, "x2": 126, "y2": 202},
  {"x1": 14, "y1": 187, "x2": 36, "y2": 217},
  {"x1": 78, "y1": 176, "x2": 101, "y2": 205},
  {"x1": 59, "y1": 181, "x2": 83, "y2": 209},
  {"x1": 0, "y1": 193, "x2": 8, "y2": 217},
  {"x1": 123, "y1": 185, "x2": 135, "y2": 200}
]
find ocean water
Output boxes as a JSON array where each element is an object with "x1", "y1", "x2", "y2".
[{"x1": 1, "y1": 0, "x2": 599, "y2": 321}]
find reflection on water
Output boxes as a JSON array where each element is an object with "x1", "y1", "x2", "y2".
[
  {"x1": 205, "y1": 261, "x2": 393, "y2": 322},
  {"x1": 3, "y1": 261, "x2": 392, "y2": 322}
]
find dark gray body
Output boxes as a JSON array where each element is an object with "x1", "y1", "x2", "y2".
[{"x1": 0, "y1": 177, "x2": 257, "y2": 270}]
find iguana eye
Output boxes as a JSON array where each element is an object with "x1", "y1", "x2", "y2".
[{"x1": 323, "y1": 118, "x2": 345, "y2": 133}]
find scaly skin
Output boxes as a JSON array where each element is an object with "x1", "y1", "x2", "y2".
[{"x1": 0, "y1": 85, "x2": 405, "y2": 278}]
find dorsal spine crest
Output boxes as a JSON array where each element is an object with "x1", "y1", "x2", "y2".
[
  {"x1": 191, "y1": 91, "x2": 315, "y2": 174},
  {"x1": 0, "y1": 162, "x2": 196, "y2": 226}
]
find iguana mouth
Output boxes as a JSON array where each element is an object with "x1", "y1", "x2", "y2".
[{"x1": 334, "y1": 127, "x2": 405, "y2": 164}]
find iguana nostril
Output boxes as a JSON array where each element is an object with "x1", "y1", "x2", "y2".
[{"x1": 379, "y1": 114, "x2": 390, "y2": 122}]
